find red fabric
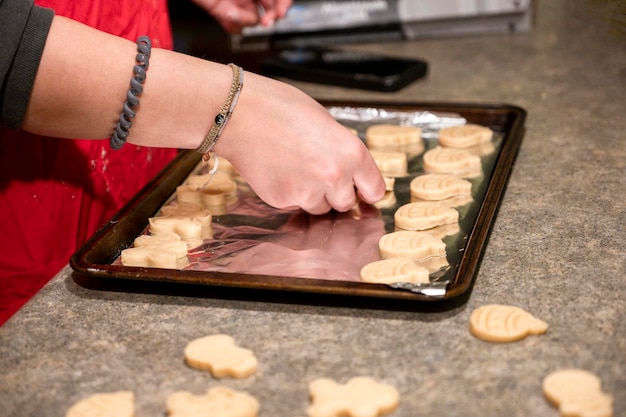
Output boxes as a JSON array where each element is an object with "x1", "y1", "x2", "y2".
[{"x1": 0, "y1": 0, "x2": 178, "y2": 325}]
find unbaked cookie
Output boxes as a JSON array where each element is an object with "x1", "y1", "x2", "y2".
[
  {"x1": 423, "y1": 146, "x2": 482, "y2": 178},
  {"x1": 469, "y1": 304, "x2": 548, "y2": 343},
  {"x1": 394, "y1": 202, "x2": 459, "y2": 231},
  {"x1": 369, "y1": 150, "x2": 408, "y2": 178},
  {"x1": 396, "y1": 222, "x2": 460, "y2": 240},
  {"x1": 159, "y1": 202, "x2": 213, "y2": 240},
  {"x1": 148, "y1": 216, "x2": 204, "y2": 249},
  {"x1": 184, "y1": 334, "x2": 258, "y2": 378},
  {"x1": 366, "y1": 124, "x2": 422, "y2": 148},
  {"x1": 121, "y1": 232, "x2": 189, "y2": 269},
  {"x1": 307, "y1": 376, "x2": 399, "y2": 417},
  {"x1": 167, "y1": 386, "x2": 259, "y2": 417},
  {"x1": 66, "y1": 391, "x2": 134, "y2": 417},
  {"x1": 410, "y1": 174, "x2": 472, "y2": 201},
  {"x1": 360, "y1": 258, "x2": 430, "y2": 284},
  {"x1": 176, "y1": 171, "x2": 237, "y2": 215},
  {"x1": 410, "y1": 193, "x2": 473, "y2": 209},
  {"x1": 438, "y1": 124, "x2": 493, "y2": 148},
  {"x1": 543, "y1": 369, "x2": 613, "y2": 417},
  {"x1": 379, "y1": 231, "x2": 446, "y2": 262}
]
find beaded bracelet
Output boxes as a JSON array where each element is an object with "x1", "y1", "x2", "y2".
[
  {"x1": 109, "y1": 36, "x2": 152, "y2": 150},
  {"x1": 197, "y1": 63, "x2": 244, "y2": 161}
]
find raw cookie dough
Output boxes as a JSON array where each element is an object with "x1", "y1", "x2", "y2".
[
  {"x1": 66, "y1": 391, "x2": 134, "y2": 417},
  {"x1": 167, "y1": 386, "x2": 259, "y2": 417},
  {"x1": 307, "y1": 377, "x2": 399, "y2": 417},
  {"x1": 410, "y1": 174, "x2": 472, "y2": 201},
  {"x1": 176, "y1": 170, "x2": 238, "y2": 214},
  {"x1": 148, "y1": 216, "x2": 204, "y2": 249},
  {"x1": 159, "y1": 202, "x2": 214, "y2": 240},
  {"x1": 469, "y1": 304, "x2": 548, "y2": 343},
  {"x1": 438, "y1": 124, "x2": 493, "y2": 148},
  {"x1": 184, "y1": 334, "x2": 258, "y2": 378},
  {"x1": 379, "y1": 231, "x2": 446, "y2": 262},
  {"x1": 366, "y1": 124, "x2": 422, "y2": 148},
  {"x1": 394, "y1": 202, "x2": 459, "y2": 231},
  {"x1": 121, "y1": 232, "x2": 188, "y2": 269},
  {"x1": 360, "y1": 258, "x2": 430, "y2": 284},
  {"x1": 543, "y1": 369, "x2": 613, "y2": 417},
  {"x1": 369, "y1": 150, "x2": 408, "y2": 177},
  {"x1": 423, "y1": 146, "x2": 482, "y2": 178}
]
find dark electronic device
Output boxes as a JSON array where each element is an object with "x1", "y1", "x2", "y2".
[{"x1": 261, "y1": 47, "x2": 428, "y2": 92}]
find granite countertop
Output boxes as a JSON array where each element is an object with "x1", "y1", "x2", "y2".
[{"x1": 1, "y1": 1, "x2": 624, "y2": 416}]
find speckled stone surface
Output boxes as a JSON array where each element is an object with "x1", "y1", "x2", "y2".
[{"x1": 1, "y1": 1, "x2": 624, "y2": 416}]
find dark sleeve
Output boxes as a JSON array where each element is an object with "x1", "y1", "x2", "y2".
[{"x1": 0, "y1": 0, "x2": 54, "y2": 130}]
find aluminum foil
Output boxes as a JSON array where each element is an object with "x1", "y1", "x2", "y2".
[{"x1": 149, "y1": 107, "x2": 504, "y2": 297}]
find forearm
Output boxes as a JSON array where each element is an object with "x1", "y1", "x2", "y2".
[{"x1": 23, "y1": 15, "x2": 229, "y2": 149}]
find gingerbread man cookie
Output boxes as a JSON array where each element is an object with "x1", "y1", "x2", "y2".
[{"x1": 307, "y1": 376, "x2": 399, "y2": 417}]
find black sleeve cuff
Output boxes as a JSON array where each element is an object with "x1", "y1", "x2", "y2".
[{"x1": 0, "y1": 0, "x2": 54, "y2": 130}]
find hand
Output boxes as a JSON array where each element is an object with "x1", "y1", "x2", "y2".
[
  {"x1": 191, "y1": 0, "x2": 292, "y2": 34},
  {"x1": 213, "y1": 72, "x2": 387, "y2": 215}
]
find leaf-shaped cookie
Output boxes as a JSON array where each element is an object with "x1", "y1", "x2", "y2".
[
  {"x1": 379, "y1": 231, "x2": 446, "y2": 262},
  {"x1": 360, "y1": 258, "x2": 430, "y2": 284},
  {"x1": 438, "y1": 124, "x2": 493, "y2": 148},
  {"x1": 394, "y1": 202, "x2": 459, "y2": 231},
  {"x1": 423, "y1": 146, "x2": 481, "y2": 178},
  {"x1": 469, "y1": 304, "x2": 548, "y2": 342},
  {"x1": 409, "y1": 174, "x2": 472, "y2": 201}
]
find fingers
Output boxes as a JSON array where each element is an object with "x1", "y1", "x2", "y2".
[
  {"x1": 257, "y1": 0, "x2": 292, "y2": 26},
  {"x1": 323, "y1": 185, "x2": 358, "y2": 213},
  {"x1": 353, "y1": 158, "x2": 386, "y2": 205}
]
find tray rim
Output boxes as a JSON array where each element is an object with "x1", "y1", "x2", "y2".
[{"x1": 70, "y1": 100, "x2": 527, "y2": 307}]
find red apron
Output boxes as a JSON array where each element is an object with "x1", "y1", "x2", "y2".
[{"x1": 0, "y1": 0, "x2": 178, "y2": 324}]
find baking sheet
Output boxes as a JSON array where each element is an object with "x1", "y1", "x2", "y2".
[{"x1": 70, "y1": 101, "x2": 526, "y2": 307}]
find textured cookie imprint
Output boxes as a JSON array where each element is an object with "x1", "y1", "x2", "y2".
[
  {"x1": 423, "y1": 146, "x2": 481, "y2": 177},
  {"x1": 66, "y1": 391, "x2": 134, "y2": 417},
  {"x1": 469, "y1": 304, "x2": 548, "y2": 343},
  {"x1": 184, "y1": 334, "x2": 258, "y2": 378},
  {"x1": 543, "y1": 369, "x2": 613, "y2": 417},
  {"x1": 167, "y1": 387, "x2": 259, "y2": 417},
  {"x1": 369, "y1": 150, "x2": 408, "y2": 177},
  {"x1": 438, "y1": 124, "x2": 493, "y2": 148},
  {"x1": 360, "y1": 258, "x2": 430, "y2": 284},
  {"x1": 394, "y1": 203, "x2": 459, "y2": 231},
  {"x1": 379, "y1": 231, "x2": 446, "y2": 262},
  {"x1": 366, "y1": 124, "x2": 422, "y2": 148},
  {"x1": 410, "y1": 174, "x2": 472, "y2": 201},
  {"x1": 121, "y1": 233, "x2": 188, "y2": 269},
  {"x1": 307, "y1": 377, "x2": 399, "y2": 417}
]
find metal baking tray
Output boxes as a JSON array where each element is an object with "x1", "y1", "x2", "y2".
[{"x1": 70, "y1": 101, "x2": 526, "y2": 310}]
